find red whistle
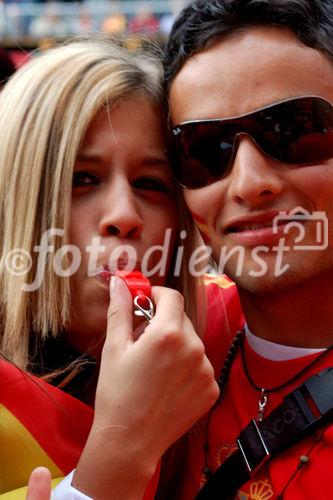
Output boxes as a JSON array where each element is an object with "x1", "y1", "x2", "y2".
[{"x1": 115, "y1": 270, "x2": 151, "y2": 308}]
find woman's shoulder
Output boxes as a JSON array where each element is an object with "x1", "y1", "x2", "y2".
[
  {"x1": 0, "y1": 357, "x2": 93, "y2": 434},
  {"x1": 0, "y1": 357, "x2": 94, "y2": 491}
]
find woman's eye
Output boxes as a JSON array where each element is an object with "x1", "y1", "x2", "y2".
[
  {"x1": 72, "y1": 171, "x2": 100, "y2": 187},
  {"x1": 133, "y1": 177, "x2": 173, "y2": 195}
]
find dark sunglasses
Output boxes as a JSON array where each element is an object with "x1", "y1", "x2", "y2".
[{"x1": 168, "y1": 95, "x2": 333, "y2": 189}]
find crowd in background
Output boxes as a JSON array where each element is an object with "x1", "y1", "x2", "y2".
[{"x1": 0, "y1": 1, "x2": 184, "y2": 39}]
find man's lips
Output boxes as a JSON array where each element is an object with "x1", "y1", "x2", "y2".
[
  {"x1": 224, "y1": 210, "x2": 309, "y2": 246},
  {"x1": 225, "y1": 210, "x2": 307, "y2": 233}
]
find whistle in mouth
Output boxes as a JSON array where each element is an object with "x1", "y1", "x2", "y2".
[{"x1": 115, "y1": 270, "x2": 154, "y2": 322}]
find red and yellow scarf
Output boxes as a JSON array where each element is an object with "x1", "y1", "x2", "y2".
[{"x1": 0, "y1": 359, "x2": 93, "y2": 497}]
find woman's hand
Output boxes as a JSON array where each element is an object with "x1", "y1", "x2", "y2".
[
  {"x1": 26, "y1": 467, "x2": 51, "y2": 500},
  {"x1": 73, "y1": 276, "x2": 219, "y2": 499}
]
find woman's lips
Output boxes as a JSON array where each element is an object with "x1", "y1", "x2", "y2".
[
  {"x1": 93, "y1": 260, "x2": 140, "y2": 284},
  {"x1": 97, "y1": 269, "x2": 112, "y2": 283}
]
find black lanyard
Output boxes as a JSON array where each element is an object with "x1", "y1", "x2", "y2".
[{"x1": 196, "y1": 367, "x2": 333, "y2": 500}]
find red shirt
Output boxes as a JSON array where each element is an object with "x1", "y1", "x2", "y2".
[{"x1": 178, "y1": 280, "x2": 333, "y2": 499}]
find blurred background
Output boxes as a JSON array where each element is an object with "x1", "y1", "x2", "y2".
[{"x1": 0, "y1": 0, "x2": 188, "y2": 77}]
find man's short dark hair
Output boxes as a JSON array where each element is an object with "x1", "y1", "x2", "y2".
[{"x1": 164, "y1": 0, "x2": 333, "y2": 92}]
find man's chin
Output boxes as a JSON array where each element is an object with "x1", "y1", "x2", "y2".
[
  {"x1": 233, "y1": 273, "x2": 301, "y2": 296},
  {"x1": 225, "y1": 263, "x2": 328, "y2": 297}
]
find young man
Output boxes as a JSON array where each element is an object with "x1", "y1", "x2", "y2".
[{"x1": 165, "y1": 0, "x2": 333, "y2": 498}]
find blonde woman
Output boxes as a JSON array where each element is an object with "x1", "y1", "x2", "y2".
[{"x1": 0, "y1": 39, "x2": 219, "y2": 498}]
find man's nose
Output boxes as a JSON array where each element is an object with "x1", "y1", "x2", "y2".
[
  {"x1": 98, "y1": 181, "x2": 143, "y2": 239},
  {"x1": 227, "y1": 135, "x2": 285, "y2": 206}
]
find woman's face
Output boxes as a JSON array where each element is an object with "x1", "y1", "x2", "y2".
[{"x1": 68, "y1": 98, "x2": 178, "y2": 354}]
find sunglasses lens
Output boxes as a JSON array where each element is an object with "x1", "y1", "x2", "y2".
[
  {"x1": 171, "y1": 96, "x2": 333, "y2": 189},
  {"x1": 255, "y1": 97, "x2": 333, "y2": 165},
  {"x1": 170, "y1": 123, "x2": 233, "y2": 188}
]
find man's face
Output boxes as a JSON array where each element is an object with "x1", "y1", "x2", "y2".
[{"x1": 169, "y1": 26, "x2": 333, "y2": 295}]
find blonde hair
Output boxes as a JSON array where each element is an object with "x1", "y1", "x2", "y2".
[
  {"x1": 0, "y1": 37, "x2": 184, "y2": 369},
  {"x1": 174, "y1": 191, "x2": 206, "y2": 336}
]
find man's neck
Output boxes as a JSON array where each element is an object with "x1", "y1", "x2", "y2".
[{"x1": 238, "y1": 274, "x2": 333, "y2": 348}]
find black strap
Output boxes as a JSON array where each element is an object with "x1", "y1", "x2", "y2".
[{"x1": 196, "y1": 367, "x2": 333, "y2": 500}]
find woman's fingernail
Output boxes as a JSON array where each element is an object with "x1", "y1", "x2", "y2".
[{"x1": 110, "y1": 275, "x2": 118, "y2": 297}]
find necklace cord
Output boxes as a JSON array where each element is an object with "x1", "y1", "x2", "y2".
[
  {"x1": 203, "y1": 330, "x2": 244, "y2": 477},
  {"x1": 241, "y1": 338, "x2": 333, "y2": 394}
]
